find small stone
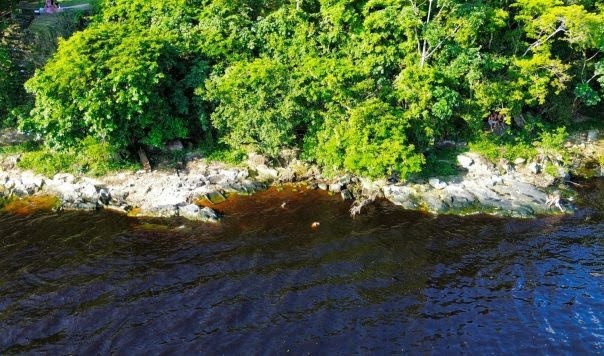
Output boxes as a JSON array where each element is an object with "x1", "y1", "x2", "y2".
[
  {"x1": 587, "y1": 130, "x2": 599, "y2": 142},
  {"x1": 318, "y1": 183, "x2": 328, "y2": 190},
  {"x1": 199, "y1": 207, "x2": 220, "y2": 223},
  {"x1": 428, "y1": 178, "x2": 447, "y2": 190},
  {"x1": 527, "y1": 162, "x2": 541, "y2": 174},
  {"x1": 514, "y1": 157, "x2": 526, "y2": 165},
  {"x1": 98, "y1": 189, "x2": 111, "y2": 206}
]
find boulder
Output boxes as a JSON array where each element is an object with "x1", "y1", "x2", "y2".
[
  {"x1": 247, "y1": 153, "x2": 268, "y2": 167},
  {"x1": 179, "y1": 204, "x2": 220, "y2": 223},
  {"x1": 205, "y1": 190, "x2": 226, "y2": 204},
  {"x1": 278, "y1": 148, "x2": 299, "y2": 165},
  {"x1": 340, "y1": 189, "x2": 353, "y2": 201},
  {"x1": 240, "y1": 180, "x2": 259, "y2": 194},
  {"x1": 21, "y1": 172, "x2": 44, "y2": 193},
  {"x1": 277, "y1": 167, "x2": 296, "y2": 182},
  {"x1": 441, "y1": 184, "x2": 476, "y2": 209},
  {"x1": 383, "y1": 185, "x2": 418, "y2": 209},
  {"x1": 527, "y1": 162, "x2": 541, "y2": 174},
  {"x1": 462, "y1": 180, "x2": 507, "y2": 209},
  {"x1": 255, "y1": 164, "x2": 279, "y2": 181},
  {"x1": 79, "y1": 182, "x2": 98, "y2": 203},
  {"x1": 329, "y1": 183, "x2": 343, "y2": 193},
  {"x1": 207, "y1": 174, "x2": 226, "y2": 185},
  {"x1": 457, "y1": 154, "x2": 474, "y2": 169},
  {"x1": 420, "y1": 190, "x2": 448, "y2": 213},
  {"x1": 98, "y1": 189, "x2": 111, "y2": 206},
  {"x1": 2, "y1": 154, "x2": 20, "y2": 169},
  {"x1": 457, "y1": 153, "x2": 493, "y2": 175}
]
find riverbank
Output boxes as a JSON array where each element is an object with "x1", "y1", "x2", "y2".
[{"x1": 0, "y1": 130, "x2": 602, "y2": 220}]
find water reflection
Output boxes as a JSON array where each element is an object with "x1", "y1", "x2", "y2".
[{"x1": 0, "y1": 181, "x2": 603, "y2": 353}]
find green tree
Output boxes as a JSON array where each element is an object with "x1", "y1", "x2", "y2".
[{"x1": 24, "y1": 23, "x2": 205, "y2": 149}]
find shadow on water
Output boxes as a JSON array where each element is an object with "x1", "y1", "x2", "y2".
[{"x1": 0, "y1": 181, "x2": 603, "y2": 353}]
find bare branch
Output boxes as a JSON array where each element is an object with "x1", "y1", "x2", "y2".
[
  {"x1": 420, "y1": 0, "x2": 433, "y2": 68},
  {"x1": 586, "y1": 51, "x2": 601, "y2": 62},
  {"x1": 424, "y1": 24, "x2": 462, "y2": 61},
  {"x1": 586, "y1": 73, "x2": 598, "y2": 84},
  {"x1": 522, "y1": 22, "x2": 566, "y2": 57}
]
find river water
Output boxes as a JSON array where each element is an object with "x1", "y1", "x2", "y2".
[{"x1": 1, "y1": 180, "x2": 603, "y2": 354}]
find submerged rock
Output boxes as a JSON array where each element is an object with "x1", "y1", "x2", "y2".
[
  {"x1": 137, "y1": 205, "x2": 179, "y2": 218},
  {"x1": 205, "y1": 190, "x2": 226, "y2": 204},
  {"x1": 179, "y1": 204, "x2": 220, "y2": 223}
]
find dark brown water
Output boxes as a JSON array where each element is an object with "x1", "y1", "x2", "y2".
[{"x1": 1, "y1": 181, "x2": 603, "y2": 354}]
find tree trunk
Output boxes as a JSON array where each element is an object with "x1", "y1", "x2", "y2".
[{"x1": 137, "y1": 147, "x2": 151, "y2": 171}]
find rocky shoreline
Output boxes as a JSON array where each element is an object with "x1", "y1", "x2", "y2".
[{"x1": 0, "y1": 131, "x2": 602, "y2": 221}]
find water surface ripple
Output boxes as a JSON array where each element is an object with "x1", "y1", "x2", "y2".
[{"x1": 1, "y1": 180, "x2": 603, "y2": 353}]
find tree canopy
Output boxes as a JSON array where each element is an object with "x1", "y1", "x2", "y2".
[{"x1": 18, "y1": 0, "x2": 604, "y2": 177}]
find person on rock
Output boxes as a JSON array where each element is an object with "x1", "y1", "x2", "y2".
[{"x1": 44, "y1": 0, "x2": 59, "y2": 13}]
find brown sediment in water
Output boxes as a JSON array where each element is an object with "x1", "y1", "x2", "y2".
[
  {"x1": 195, "y1": 184, "x2": 336, "y2": 215},
  {"x1": 2, "y1": 195, "x2": 60, "y2": 215}
]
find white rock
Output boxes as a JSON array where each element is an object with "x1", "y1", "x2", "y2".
[
  {"x1": 457, "y1": 154, "x2": 474, "y2": 169},
  {"x1": 21, "y1": 172, "x2": 44, "y2": 189},
  {"x1": 527, "y1": 162, "x2": 541, "y2": 174},
  {"x1": 79, "y1": 183, "x2": 98, "y2": 202},
  {"x1": 179, "y1": 204, "x2": 220, "y2": 222},
  {"x1": 428, "y1": 178, "x2": 447, "y2": 190},
  {"x1": 255, "y1": 164, "x2": 279, "y2": 180},
  {"x1": 53, "y1": 173, "x2": 76, "y2": 184},
  {"x1": 329, "y1": 183, "x2": 343, "y2": 193},
  {"x1": 514, "y1": 157, "x2": 526, "y2": 165},
  {"x1": 490, "y1": 175, "x2": 503, "y2": 186}
]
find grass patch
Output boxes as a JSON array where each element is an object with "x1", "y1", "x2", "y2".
[
  {"x1": 201, "y1": 144, "x2": 247, "y2": 165},
  {"x1": 469, "y1": 136, "x2": 537, "y2": 162},
  {"x1": 9, "y1": 138, "x2": 139, "y2": 176},
  {"x1": 468, "y1": 118, "x2": 570, "y2": 163},
  {"x1": 415, "y1": 145, "x2": 465, "y2": 179}
]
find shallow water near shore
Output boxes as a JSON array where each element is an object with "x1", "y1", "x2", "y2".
[{"x1": 1, "y1": 180, "x2": 603, "y2": 353}]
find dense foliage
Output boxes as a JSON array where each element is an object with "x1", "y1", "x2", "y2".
[
  {"x1": 0, "y1": 16, "x2": 19, "y2": 124},
  {"x1": 17, "y1": 0, "x2": 604, "y2": 177}
]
